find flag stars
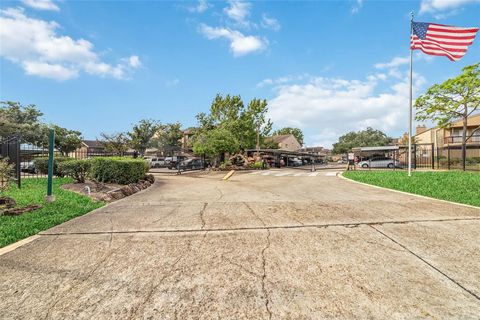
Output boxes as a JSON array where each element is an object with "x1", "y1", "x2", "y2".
[{"x1": 413, "y1": 22, "x2": 430, "y2": 39}]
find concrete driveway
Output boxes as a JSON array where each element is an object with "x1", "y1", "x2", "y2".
[{"x1": 1, "y1": 170, "x2": 479, "y2": 319}]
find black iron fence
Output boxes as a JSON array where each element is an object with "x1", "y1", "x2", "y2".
[
  {"x1": 436, "y1": 144, "x2": 480, "y2": 171},
  {"x1": 353, "y1": 143, "x2": 479, "y2": 172},
  {"x1": 0, "y1": 135, "x2": 21, "y2": 188}
]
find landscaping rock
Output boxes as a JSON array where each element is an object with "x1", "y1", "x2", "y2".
[
  {"x1": 0, "y1": 196, "x2": 16, "y2": 209},
  {"x1": 121, "y1": 186, "x2": 134, "y2": 196},
  {"x1": 108, "y1": 190, "x2": 125, "y2": 200},
  {"x1": 145, "y1": 174, "x2": 155, "y2": 184}
]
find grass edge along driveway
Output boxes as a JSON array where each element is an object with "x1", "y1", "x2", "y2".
[
  {"x1": 0, "y1": 178, "x2": 104, "y2": 248},
  {"x1": 343, "y1": 170, "x2": 480, "y2": 207}
]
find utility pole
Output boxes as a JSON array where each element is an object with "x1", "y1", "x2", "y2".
[
  {"x1": 256, "y1": 121, "x2": 260, "y2": 158},
  {"x1": 46, "y1": 128, "x2": 55, "y2": 202}
]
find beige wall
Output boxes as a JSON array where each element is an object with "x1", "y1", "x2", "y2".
[{"x1": 278, "y1": 135, "x2": 301, "y2": 151}]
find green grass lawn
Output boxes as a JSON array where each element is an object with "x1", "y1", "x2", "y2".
[
  {"x1": 0, "y1": 178, "x2": 104, "y2": 248},
  {"x1": 343, "y1": 170, "x2": 480, "y2": 207}
]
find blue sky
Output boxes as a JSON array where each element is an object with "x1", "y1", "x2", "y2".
[{"x1": 1, "y1": 0, "x2": 479, "y2": 147}]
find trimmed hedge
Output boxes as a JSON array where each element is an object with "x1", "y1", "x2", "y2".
[
  {"x1": 90, "y1": 157, "x2": 149, "y2": 185},
  {"x1": 33, "y1": 157, "x2": 73, "y2": 177},
  {"x1": 57, "y1": 159, "x2": 92, "y2": 183}
]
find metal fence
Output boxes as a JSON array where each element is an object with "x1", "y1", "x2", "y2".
[
  {"x1": 0, "y1": 135, "x2": 21, "y2": 188},
  {"x1": 436, "y1": 144, "x2": 480, "y2": 171},
  {"x1": 12, "y1": 141, "x2": 205, "y2": 183},
  {"x1": 353, "y1": 143, "x2": 480, "y2": 172}
]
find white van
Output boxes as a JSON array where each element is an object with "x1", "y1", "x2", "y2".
[{"x1": 150, "y1": 157, "x2": 165, "y2": 168}]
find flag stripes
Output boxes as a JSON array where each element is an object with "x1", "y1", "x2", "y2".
[{"x1": 411, "y1": 22, "x2": 478, "y2": 61}]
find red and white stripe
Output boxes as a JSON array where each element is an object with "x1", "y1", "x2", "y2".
[{"x1": 411, "y1": 23, "x2": 478, "y2": 61}]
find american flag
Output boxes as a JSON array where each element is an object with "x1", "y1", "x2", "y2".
[{"x1": 410, "y1": 22, "x2": 478, "y2": 61}]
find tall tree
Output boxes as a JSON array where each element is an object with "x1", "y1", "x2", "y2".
[
  {"x1": 332, "y1": 127, "x2": 391, "y2": 154},
  {"x1": 0, "y1": 101, "x2": 43, "y2": 144},
  {"x1": 150, "y1": 122, "x2": 183, "y2": 152},
  {"x1": 272, "y1": 127, "x2": 304, "y2": 146},
  {"x1": 39, "y1": 125, "x2": 83, "y2": 156},
  {"x1": 415, "y1": 63, "x2": 480, "y2": 171},
  {"x1": 99, "y1": 132, "x2": 130, "y2": 154},
  {"x1": 192, "y1": 94, "x2": 273, "y2": 159},
  {"x1": 192, "y1": 127, "x2": 239, "y2": 157},
  {"x1": 128, "y1": 119, "x2": 161, "y2": 155},
  {"x1": 245, "y1": 98, "x2": 272, "y2": 154}
]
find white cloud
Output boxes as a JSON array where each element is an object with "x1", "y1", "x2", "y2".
[
  {"x1": 267, "y1": 70, "x2": 426, "y2": 148},
  {"x1": 419, "y1": 0, "x2": 479, "y2": 18},
  {"x1": 351, "y1": 0, "x2": 363, "y2": 14},
  {"x1": 374, "y1": 56, "x2": 410, "y2": 69},
  {"x1": 0, "y1": 8, "x2": 141, "y2": 80},
  {"x1": 165, "y1": 78, "x2": 180, "y2": 87},
  {"x1": 128, "y1": 55, "x2": 141, "y2": 68},
  {"x1": 21, "y1": 0, "x2": 59, "y2": 11},
  {"x1": 22, "y1": 61, "x2": 78, "y2": 81},
  {"x1": 420, "y1": 0, "x2": 479, "y2": 13},
  {"x1": 261, "y1": 14, "x2": 281, "y2": 31},
  {"x1": 187, "y1": 0, "x2": 211, "y2": 13},
  {"x1": 224, "y1": 0, "x2": 251, "y2": 27},
  {"x1": 199, "y1": 24, "x2": 266, "y2": 56},
  {"x1": 257, "y1": 74, "x2": 310, "y2": 88}
]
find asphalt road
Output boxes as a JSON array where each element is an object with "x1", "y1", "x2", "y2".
[{"x1": 1, "y1": 170, "x2": 479, "y2": 319}]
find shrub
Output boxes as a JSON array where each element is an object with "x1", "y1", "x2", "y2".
[
  {"x1": 90, "y1": 157, "x2": 149, "y2": 185},
  {"x1": 248, "y1": 161, "x2": 264, "y2": 169},
  {"x1": 0, "y1": 158, "x2": 14, "y2": 191},
  {"x1": 33, "y1": 157, "x2": 73, "y2": 177},
  {"x1": 466, "y1": 157, "x2": 480, "y2": 165},
  {"x1": 57, "y1": 159, "x2": 92, "y2": 183},
  {"x1": 219, "y1": 160, "x2": 232, "y2": 171}
]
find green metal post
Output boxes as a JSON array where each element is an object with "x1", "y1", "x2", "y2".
[{"x1": 46, "y1": 128, "x2": 55, "y2": 202}]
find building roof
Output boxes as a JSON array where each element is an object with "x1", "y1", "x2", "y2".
[
  {"x1": 268, "y1": 134, "x2": 296, "y2": 143},
  {"x1": 413, "y1": 127, "x2": 434, "y2": 137},
  {"x1": 352, "y1": 146, "x2": 399, "y2": 152},
  {"x1": 449, "y1": 113, "x2": 480, "y2": 128},
  {"x1": 82, "y1": 140, "x2": 104, "y2": 148}
]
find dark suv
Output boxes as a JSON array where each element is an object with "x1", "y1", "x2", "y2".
[{"x1": 177, "y1": 158, "x2": 204, "y2": 171}]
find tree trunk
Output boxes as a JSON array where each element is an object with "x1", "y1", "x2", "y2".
[{"x1": 462, "y1": 106, "x2": 468, "y2": 171}]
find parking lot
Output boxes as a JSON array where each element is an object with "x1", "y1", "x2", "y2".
[{"x1": 1, "y1": 170, "x2": 479, "y2": 319}]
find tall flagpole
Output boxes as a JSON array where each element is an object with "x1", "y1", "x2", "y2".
[{"x1": 408, "y1": 12, "x2": 414, "y2": 177}]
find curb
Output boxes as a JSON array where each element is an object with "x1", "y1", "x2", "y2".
[
  {"x1": 0, "y1": 179, "x2": 159, "y2": 254},
  {"x1": 338, "y1": 172, "x2": 480, "y2": 210},
  {"x1": 0, "y1": 235, "x2": 40, "y2": 256}
]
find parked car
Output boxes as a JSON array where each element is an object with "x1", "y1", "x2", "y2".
[
  {"x1": 358, "y1": 156, "x2": 399, "y2": 168},
  {"x1": 20, "y1": 161, "x2": 36, "y2": 174},
  {"x1": 288, "y1": 158, "x2": 303, "y2": 167},
  {"x1": 166, "y1": 156, "x2": 182, "y2": 169},
  {"x1": 177, "y1": 158, "x2": 204, "y2": 171},
  {"x1": 149, "y1": 157, "x2": 165, "y2": 168}
]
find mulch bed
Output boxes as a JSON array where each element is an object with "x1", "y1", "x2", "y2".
[{"x1": 61, "y1": 174, "x2": 155, "y2": 203}]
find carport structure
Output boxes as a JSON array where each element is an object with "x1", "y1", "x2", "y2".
[
  {"x1": 245, "y1": 149, "x2": 326, "y2": 168},
  {"x1": 352, "y1": 144, "x2": 435, "y2": 169},
  {"x1": 351, "y1": 146, "x2": 402, "y2": 169}
]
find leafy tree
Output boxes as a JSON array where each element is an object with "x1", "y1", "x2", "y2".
[
  {"x1": 40, "y1": 125, "x2": 83, "y2": 156},
  {"x1": 99, "y1": 132, "x2": 130, "y2": 154},
  {"x1": 0, "y1": 101, "x2": 43, "y2": 144},
  {"x1": 245, "y1": 98, "x2": 272, "y2": 153},
  {"x1": 415, "y1": 62, "x2": 480, "y2": 171},
  {"x1": 128, "y1": 119, "x2": 161, "y2": 155},
  {"x1": 261, "y1": 138, "x2": 280, "y2": 149},
  {"x1": 192, "y1": 94, "x2": 272, "y2": 159},
  {"x1": 150, "y1": 122, "x2": 183, "y2": 152},
  {"x1": 192, "y1": 127, "x2": 239, "y2": 157},
  {"x1": 272, "y1": 127, "x2": 304, "y2": 146},
  {"x1": 332, "y1": 127, "x2": 391, "y2": 154}
]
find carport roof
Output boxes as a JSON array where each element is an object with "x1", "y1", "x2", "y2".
[{"x1": 352, "y1": 146, "x2": 399, "y2": 152}]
